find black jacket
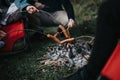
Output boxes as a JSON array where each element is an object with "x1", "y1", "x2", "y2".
[
  {"x1": 0, "y1": 0, "x2": 14, "y2": 8},
  {"x1": 0, "y1": 0, "x2": 10, "y2": 21},
  {"x1": 29, "y1": 0, "x2": 75, "y2": 20},
  {"x1": 0, "y1": 0, "x2": 14, "y2": 17}
]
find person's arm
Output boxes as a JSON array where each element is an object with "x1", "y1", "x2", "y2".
[
  {"x1": 63, "y1": 0, "x2": 75, "y2": 28},
  {"x1": 63, "y1": 0, "x2": 75, "y2": 20},
  {"x1": 28, "y1": 0, "x2": 36, "y2": 5}
]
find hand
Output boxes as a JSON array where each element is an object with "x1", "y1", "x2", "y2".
[
  {"x1": 0, "y1": 30, "x2": 7, "y2": 39},
  {"x1": 26, "y1": 6, "x2": 38, "y2": 14},
  {"x1": 67, "y1": 19, "x2": 75, "y2": 28},
  {"x1": 34, "y1": 2, "x2": 45, "y2": 9},
  {"x1": 0, "y1": 8, "x2": 3, "y2": 14}
]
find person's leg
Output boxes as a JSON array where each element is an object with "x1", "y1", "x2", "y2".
[
  {"x1": 33, "y1": 10, "x2": 69, "y2": 27},
  {"x1": 61, "y1": 0, "x2": 120, "y2": 80},
  {"x1": 51, "y1": 10, "x2": 69, "y2": 27},
  {"x1": 27, "y1": 12, "x2": 46, "y2": 41},
  {"x1": 28, "y1": 10, "x2": 69, "y2": 28},
  {"x1": 27, "y1": 12, "x2": 43, "y2": 32},
  {"x1": 51, "y1": 11, "x2": 69, "y2": 36},
  {"x1": 28, "y1": 10, "x2": 69, "y2": 40},
  {"x1": 27, "y1": 10, "x2": 61, "y2": 31}
]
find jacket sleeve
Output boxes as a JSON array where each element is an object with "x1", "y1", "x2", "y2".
[
  {"x1": 63, "y1": 0, "x2": 75, "y2": 20},
  {"x1": 28, "y1": 0, "x2": 36, "y2": 5},
  {"x1": 14, "y1": 0, "x2": 30, "y2": 11}
]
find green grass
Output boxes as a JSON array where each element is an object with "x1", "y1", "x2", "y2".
[
  {"x1": 0, "y1": 39, "x2": 77, "y2": 80},
  {"x1": 0, "y1": 1, "x2": 101, "y2": 80}
]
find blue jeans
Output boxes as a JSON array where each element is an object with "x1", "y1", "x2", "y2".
[{"x1": 0, "y1": 41, "x2": 5, "y2": 48}]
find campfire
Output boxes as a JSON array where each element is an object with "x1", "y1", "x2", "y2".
[
  {"x1": 37, "y1": 25, "x2": 94, "y2": 68},
  {"x1": 38, "y1": 36, "x2": 94, "y2": 68}
]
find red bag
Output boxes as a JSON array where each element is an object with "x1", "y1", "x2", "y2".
[
  {"x1": 101, "y1": 42, "x2": 120, "y2": 80},
  {"x1": 0, "y1": 22, "x2": 25, "y2": 51}
]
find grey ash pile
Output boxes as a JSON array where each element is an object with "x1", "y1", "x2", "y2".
[{"x1": 38, "y1": 36, "x2": 94, "y2": 68}]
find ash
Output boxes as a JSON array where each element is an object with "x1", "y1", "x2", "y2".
[{"x1": 39, "y1": 38, "x2": 93, "y2": 68}]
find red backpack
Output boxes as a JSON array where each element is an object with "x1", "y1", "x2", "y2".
[{"x1": 0, "y1": 21, "x2": 25, "y2": 53}]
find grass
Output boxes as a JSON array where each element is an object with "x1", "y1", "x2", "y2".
[
  {"x1": 0, "y1": 1, "x2": 101, "y2": 80},
  {"x1": 0, "y1": 38, "x2": 77, "y2": 80}
]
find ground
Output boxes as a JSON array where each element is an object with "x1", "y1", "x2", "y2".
[
  {"x1": 0, "y1": 27, "x2": 80, "y2": 80},
  {"x1": 0, "y1": 0, "x2": 100, "y2": 79}
]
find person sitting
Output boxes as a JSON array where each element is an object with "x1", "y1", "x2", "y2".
[
  {"x1": 23, "y1": 0, "x2": 76, "y2": 38},
  {"x1": 0, "y1": 0, "x2": 32, "y2": 48},
  {"x1": 0, "y1": 0, "x2": 30, "y2": 26},
  {"x1": 28, "y1": 0, "x2": 75, "y2": 27}
]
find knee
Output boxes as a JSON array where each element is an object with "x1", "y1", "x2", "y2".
[
  {"x1": 54, "y1": 11, "x2": 68, "y2": 26},
  {"x1": 61, "y1": 18, "x2": 68, "y2": 26}
]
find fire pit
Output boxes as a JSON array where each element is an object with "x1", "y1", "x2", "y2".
[{"x1": 37, "y1": 36, "x2": 94, "y2": 69}]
